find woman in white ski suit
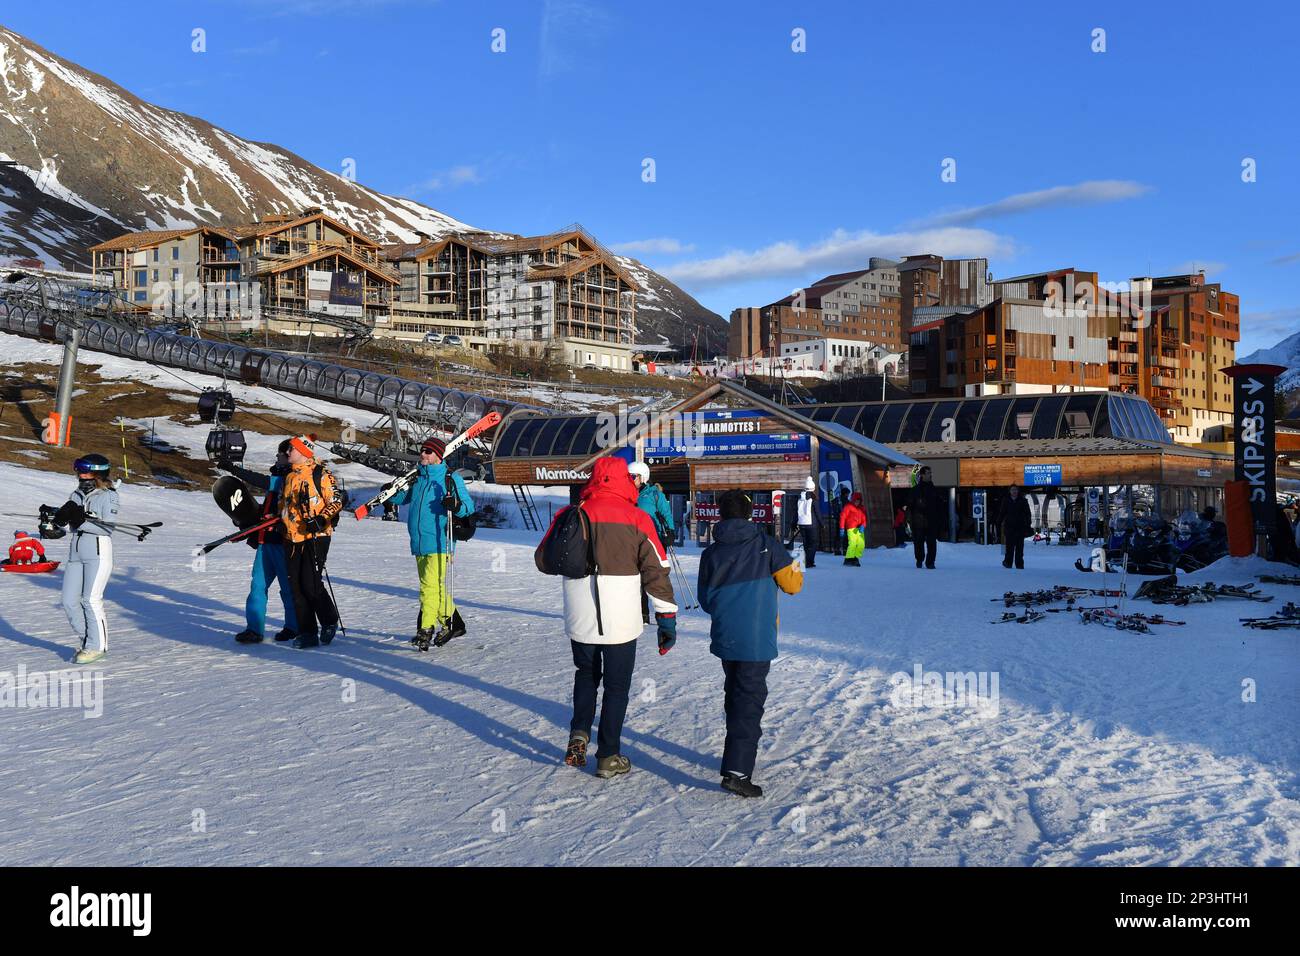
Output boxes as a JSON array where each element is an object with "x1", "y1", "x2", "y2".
[{"x1": 42, "y1": 455, "x2": 120, "y2": 664}]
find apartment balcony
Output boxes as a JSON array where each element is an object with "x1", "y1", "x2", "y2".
[{"x1": 96, "y1": 252, "x2": 125, "y2": 268}]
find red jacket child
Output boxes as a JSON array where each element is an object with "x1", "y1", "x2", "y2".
[{"x1": 8, "y1": 531, "x2": 45, "y2": 565}]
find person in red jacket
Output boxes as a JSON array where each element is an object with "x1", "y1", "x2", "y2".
[
  {"x1": 535, "y1": 456, "x2": 677, "y2": 779},
  {"x1": 5, "y1": 530, "x2": 45, "y2": 566},
  {"x1": 839, "y1": 492, "x2": 867, "y2": 567}
]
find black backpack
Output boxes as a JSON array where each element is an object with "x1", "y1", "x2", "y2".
[{"x1": 537, "y1": 505, "x2": 595, "y2": 579}]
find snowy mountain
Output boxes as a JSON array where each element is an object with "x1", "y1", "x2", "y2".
[
  {"x1": 0, "y1": 25, "x2": 723, "y2": 348},
  {"x1": 1240, "y1": 330, "x2": 1300, "y2": 394}
]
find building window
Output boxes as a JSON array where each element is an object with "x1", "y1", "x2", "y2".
[
  {"x1": 134, "y1": 270, "x2": 147, "y2": 286},
  {"x1": 172, "y1": 247, "x2": 180, "y2": 260},
  {"x1": 152, "y1": 248, "x2": 159, "y2": 262}
]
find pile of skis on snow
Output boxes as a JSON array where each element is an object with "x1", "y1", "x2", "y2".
[
  {"x1": 1258, "y1": 573, "x2": 1300, "y2": 586},
  {"x1": 996, "y1": 586, "x2": 1125, "y2": 609},
  {"x1": 1240, "y1": 602, "x2": 1300, "y2": 630},
  {"x1": 1131, "y1": 575, "x2": 1273, "y2": 607},
  {"x1": 1077, "y1": 607, "x2": 1185, "y2": 633},
  {"x1": 989, "y1": 584, "x2": 1190, "y2": 631}
]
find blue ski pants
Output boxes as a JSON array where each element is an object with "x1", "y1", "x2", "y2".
[{"x1": 246, "y1": 542, "x2": 298, "y2": 636}]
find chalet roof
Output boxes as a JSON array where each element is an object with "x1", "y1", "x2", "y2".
[
  {"x1": 528, "y1": 251, "x2": 641, "y2": 291},
  {"x1": 226, "y1": 210, "x2": 381, "y2": 246},
  {"x1": 382, "y1": 234, "x2": 493, "y2": 261},
  {"x1": 90, "y1": 227, "x2": 232, "y2": 252},
  {"x1": 255, "y1": 247, "x2": 398, "y2": 282}
]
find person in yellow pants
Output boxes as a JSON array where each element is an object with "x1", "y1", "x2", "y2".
[
  {"x1": 391, "y1": 436, "x2": 474, "y2": 650},
  {"x1": 839, "y1": 492, "x2": 867, "y2": 567}
]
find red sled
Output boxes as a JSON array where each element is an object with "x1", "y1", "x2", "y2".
[{"x1": 1, "y1": 560, "x2": 61, "y2": 574}]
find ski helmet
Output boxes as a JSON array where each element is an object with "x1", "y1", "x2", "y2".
[
  {"x1": 73, "y1": 454, "x2": 111, "y2": 475},
  {"x1": 628, "y1": 461, "x2": 650, "y2": 483}
]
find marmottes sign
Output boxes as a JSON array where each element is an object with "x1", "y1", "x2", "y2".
[{"x1": 1222, "y1": 364, "x2": 1285, "y2": 534}]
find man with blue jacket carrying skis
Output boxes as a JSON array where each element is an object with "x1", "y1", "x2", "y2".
[{"x1": 394, "y1": 435, "x2": 474, "y2": 650}]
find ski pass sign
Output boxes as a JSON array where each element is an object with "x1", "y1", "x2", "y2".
[
  {"x1": 1023, "y1": 464, "x2": 1062, "y2": 487},
  {"x1": 1224, "y1": 363, "x2": 1285, "y2": 533}
]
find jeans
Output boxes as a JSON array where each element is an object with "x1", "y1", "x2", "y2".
[
  {"x1": 721, "y1": 660, "x2": 770, "y2": 779},
  {"x1": 569, "y1": 639, "x2": 637, "y2": 759}
]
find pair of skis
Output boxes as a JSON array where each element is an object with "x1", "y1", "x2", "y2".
[
  {"x1": 1240, "y1": 602, "x2": 1300, "y2": 630},
  {"x1": 1, "y1": 511, "x2": 162, "y2": 542},
  {"x1": 352, "y1": 412, "x2": 500, "y2": 520}
]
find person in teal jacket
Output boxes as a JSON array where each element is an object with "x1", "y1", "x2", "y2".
[
  {"x1": 629, "y1": 462, "x2": 673, "y2": 548},
  {"x1": 392, "y1": 435, "x2": 474, "y2": 648}
]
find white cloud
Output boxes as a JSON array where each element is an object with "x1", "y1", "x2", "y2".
[
  {"x1": 1270, "y1": 251, "x2": 1300, "y2": 266},
  {"x1": 407, "y1": 165, "x2": 481, "y2": 194},
  {"x1": 612, "y1": 238, "x2": 695, "y2": 256},
  {"x1": 919, "y1": 180, "x2": 1151, "y2": 227},
  {"x1": 660, "y1": 227, "x2": 1012, "y2": 289},
  {"x1": 1239, "y1": 307, "x2": 1300, "y2": 354}
]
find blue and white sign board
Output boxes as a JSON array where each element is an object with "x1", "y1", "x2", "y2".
[
  {"x1": 643, "y1": 409, "x2": 810, "y2": 460},
  {"x1": 971, "y1": 490, "x2": 986, "y2": 521},
  {"x1": 1023, "y1": 463, "x2": 1062, "y2": 487}
]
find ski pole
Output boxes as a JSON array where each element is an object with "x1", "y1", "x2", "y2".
[
  {"x1": 668, "y1": 546, "x2": 698, "y2": 611},
  {"x1": 316, "y1": 539, "x2": 345, "y2": 639}
]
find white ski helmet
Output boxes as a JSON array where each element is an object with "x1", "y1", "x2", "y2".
[{"x1": 628, "y1": 461, "x2": 650, "y2": 483}]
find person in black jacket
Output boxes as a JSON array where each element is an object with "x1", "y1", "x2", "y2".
[
  {"x1": 906, "y1": 466, "x2": 947, "y2": 569},
  {"x1": 1000, "y1": 484, "x2": 1033, "y2": 569}
]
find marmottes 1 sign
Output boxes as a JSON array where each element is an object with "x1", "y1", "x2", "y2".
[{"x1": 1222, "y1": 364, "x2": 1286, "y2": 534}]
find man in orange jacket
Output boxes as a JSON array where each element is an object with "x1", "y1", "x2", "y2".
[{"x1": 280, "y1": 436, "x2": 344, "y2": 648}]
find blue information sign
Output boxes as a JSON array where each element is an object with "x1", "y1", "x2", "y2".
[{"x1": 1023, "y1": 464, "x2": 1062, "y2": 486}]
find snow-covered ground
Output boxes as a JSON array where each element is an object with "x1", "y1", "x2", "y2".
[{"x1": 1, "y1": 460, "x2": 1298, "y2": 866}]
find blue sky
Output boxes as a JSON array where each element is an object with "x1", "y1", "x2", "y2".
[{"x1": 8, "y1": 0, "x2": 1300, "y2": 352}]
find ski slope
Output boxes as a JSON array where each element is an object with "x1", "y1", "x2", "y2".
[{"x1": 1, "y1": 460, "x2": 1298, "y2": 866}]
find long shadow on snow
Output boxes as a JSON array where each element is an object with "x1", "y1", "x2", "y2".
[
  {"x1": 328, "y1": 575, "x2": 564, "y2": 622},
  {"x1": 0, "y1": 571, "x2": 77, "y2": 657},
  {"x1": 96, "y1": 567, "x2": 713, "y2": 786}
]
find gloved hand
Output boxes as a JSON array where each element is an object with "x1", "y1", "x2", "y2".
[
  {"x1": 304, "y1": 515, "x2": 328, "y2": 535},
  {"x1": 441, "y1": 492, "x2": 458, "y2": 511},
  {"x1": 50, "y1": 501, "x2": 86, "y2": 529},
  {"x1": 655, "y1": 612, "x2": 677, "y2": 655}
]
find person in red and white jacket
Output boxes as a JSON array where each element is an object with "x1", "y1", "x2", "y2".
[
  {"x1": 6, "y1": 530, "x2": 45, "y2": 566},
  {"x1": 535, "y1": 456, "x2": 676, "y2": 779}
]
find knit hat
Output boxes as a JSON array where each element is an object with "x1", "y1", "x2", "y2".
[
  {"x1": 289, "y1": 435, "x2": 317, "y2": 458},
  {"x1": 805, "y1": 476, "x2": 816, "y2": 491},
  {"x1": 420, "y1": 436, "x2": 447, "y2": 458}
]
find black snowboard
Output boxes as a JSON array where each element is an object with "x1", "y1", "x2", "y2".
[{"x1": 213, "y1": 476, "x2": 265, "y2": 549}]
